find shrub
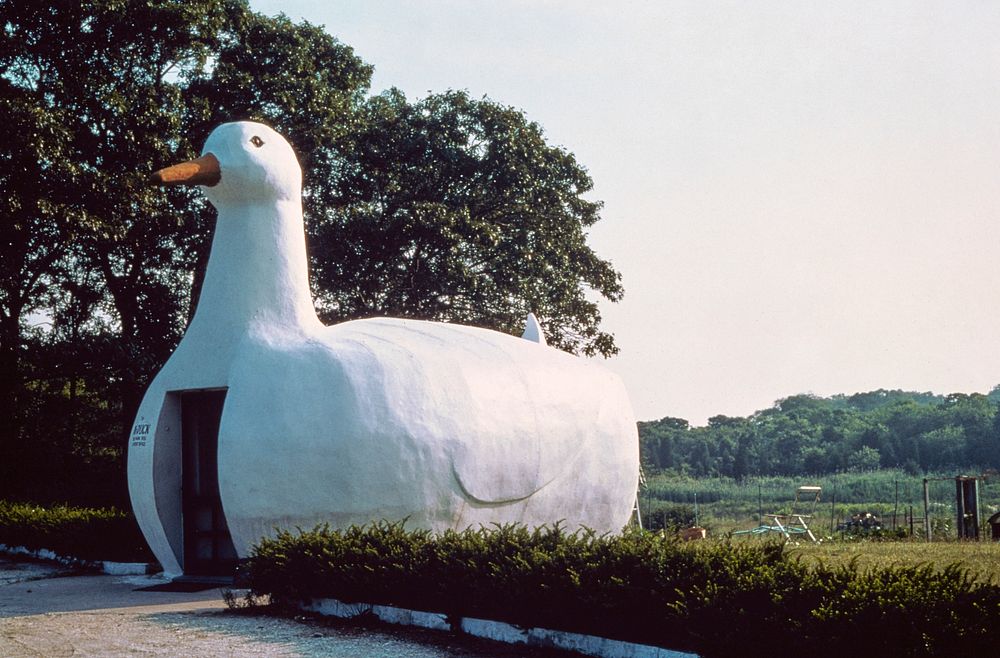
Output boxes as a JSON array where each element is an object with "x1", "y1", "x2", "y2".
[
  {"x1": 644, "y1": 504, "x2": 696, "y2": 531},
  {"x1": 0, "y1": 500, "x2": 153, "y2": 563},
  {"x1": 244, "y1": 522, "x2": 1000, "y2": 657}
]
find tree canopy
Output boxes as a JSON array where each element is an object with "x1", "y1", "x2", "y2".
[
  {"x1": 640, "y1": 388, "x2": 1000, "y2": 479},
  {"x1": 0, "y1": 0, "x2": 624, "y2": 504},
  {"x1": 311, "y1": 89, "x2": 622, "y2": 355}
]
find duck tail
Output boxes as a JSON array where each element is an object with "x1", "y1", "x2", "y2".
[{"x1": 521, "y1": 312, "x2": 547, "y2": 346}]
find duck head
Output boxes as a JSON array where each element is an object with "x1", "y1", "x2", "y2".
[{"x1": 151, "y1": 121, "x2": 302, "y2": 205}]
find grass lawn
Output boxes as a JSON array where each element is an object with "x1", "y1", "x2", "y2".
[{"x1": 780, "y1": 539, "x2": 1000, "y2": 583}]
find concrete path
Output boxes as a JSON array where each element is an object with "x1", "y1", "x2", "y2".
[{"x1": 0, "y1": 557, "x2": 567, "y2": 657}]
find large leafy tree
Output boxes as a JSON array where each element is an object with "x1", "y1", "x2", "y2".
[
  {"x1": 0, "y1": 88, "x2": 76, "y2": 459},
  {"x1": 1, "y1": 0, "x2": 239, "y2": 500},
  {"x1": 311, "y1": 89, "x2": 622, "y2": 356},
  {"x1": 1, "y1": 0, "x2": 625, "y2": 504},
  {"x1": 0, "y1": 0, "x2": 373, "y2": 502}
]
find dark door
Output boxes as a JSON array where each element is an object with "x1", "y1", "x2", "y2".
[{"x1": 181, "y1": 389, "x2": 237, "y2": 575}]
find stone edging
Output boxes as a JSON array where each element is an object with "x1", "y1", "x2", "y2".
[
  {"x1": 0, "y1": 543, "x2": 158, "y2": 576},
  {"x1": 302, "y1": 597, "x2": 698, "y2": 658}
]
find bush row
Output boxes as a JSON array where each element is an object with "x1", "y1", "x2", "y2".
[
  {"x1": 245, "y1": 522, "x2": 1000, "y2": 658},
  {"x1": 0, "y1": 500, "x2": 153, "y2": 563}
]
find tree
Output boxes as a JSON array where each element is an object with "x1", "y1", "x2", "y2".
[
  {"x1": 732, "y1": 436, "x2": 752, "y2": 481},
  {"x1": 943, "y1": 393, "x2": 996, "y2": 466},
  {"x1": 0, "y1": 0, "x2": 247, "y2": 499},
  {"x1": 0, "y1": 85, "x2": 77, "y2": 474},
  {"x1": 847, "y1": 446, "x2": 881, "y2": 472},
  {"x1": 310, "y1": 89, "x2": 623, "y2": 356},
  {"x1": 1, "y1": 0, "x2": 626, "y2": 503},
  {"x1": 638, "y1": 387, "x2": 1000, "y2": 478},
  {"x1": 0, "y1": 0, "x2": 373, "y2": 502},
  {"x1": 801, "y1": 447, "x2": 828, "y2": 475}
]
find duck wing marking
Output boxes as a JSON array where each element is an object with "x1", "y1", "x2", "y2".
[{"x1": 338, "y1": 318, "x2": 589, "y2": 504}]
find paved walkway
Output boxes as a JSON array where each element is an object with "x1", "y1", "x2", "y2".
[{"x1": 0, "y1": 557, "x2": 567, "y2": 657}]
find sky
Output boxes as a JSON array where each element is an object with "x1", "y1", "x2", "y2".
[{"x1": 249, "y1": 1, "x2": 1000, "y2": 425}]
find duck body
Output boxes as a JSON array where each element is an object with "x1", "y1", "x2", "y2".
[
  {"x1": 127, "y1": 122, "x2": 638, "y2": 578},
  {"x1": 218, "y1": 317, "x2": 637, "y2": 555}
]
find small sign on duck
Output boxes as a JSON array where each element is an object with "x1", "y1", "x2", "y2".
[{"x1": 127, "y1": 121, "x2": 639, "y2": 578}]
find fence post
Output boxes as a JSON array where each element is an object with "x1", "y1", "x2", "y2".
[
  {"x1": 829, "y1": 482, "x2": 836, "y2": 534},
  {"x1": 923, "y1": 478, "x2": 931, "y2": 542},
  {"x1": 956, "y1": 477, "x2": 966, "y2": 540},
  {"x1": 893, "y1": 479, "x2": 899, "y2": 530}
]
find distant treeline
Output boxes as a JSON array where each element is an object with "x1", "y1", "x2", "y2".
[{"x1": 639, "y1": 388, "x2": 1000, "y2": 478}]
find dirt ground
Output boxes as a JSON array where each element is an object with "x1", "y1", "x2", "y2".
[{"x1": 0, "y1": 557, "x2": 568, "y2": 657}]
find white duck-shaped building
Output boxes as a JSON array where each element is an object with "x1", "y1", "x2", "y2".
[{"x1": 127, "y1": 122, "x2": 639, "y2": 578}]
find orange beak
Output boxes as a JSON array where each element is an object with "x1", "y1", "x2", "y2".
[{"x1": 150, "y1": 153, "x2": 221, "y2": 186}]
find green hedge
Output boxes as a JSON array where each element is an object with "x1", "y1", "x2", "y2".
[
  {"x1": 245, "y1": 522, "x2": 1000, "y2": 657},
  {"x1": 0, "y1": 500, "x2": 153, "y2": 563}
]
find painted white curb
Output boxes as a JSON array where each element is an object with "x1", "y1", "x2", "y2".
[
  {"x1": 302, "y1": 599, "x2": 452, "y2": 632},
  {"x1": 0, "y1": 544, "x2": 158, "y2": 575},
  {"x1": 0, "y1": 544, "x2": 58, "y2": 561},
  {"x1": 528, "y1": 626, "x2": 695, "y2": 658},
  {"x1": 101, "y1": 561, "x2": 157, "y2": 575},
  {"x1": 372, "y1": 604, "x2": 451, "y2": 631},
  {"x1": 303, "y1": 597, "x2": 699, "y2": 658},
  {"x1": 461, "y1": 617, "x2": 528, "y2": 644},
  {"x1": 303, "y1": 598, "x2": 371, "y2": 618}
]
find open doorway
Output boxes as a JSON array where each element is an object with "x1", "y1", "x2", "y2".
[{"x1": 181, "y1": 389, "x2": 237, "y2": 576}]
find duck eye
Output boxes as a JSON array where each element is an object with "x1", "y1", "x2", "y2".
[{"x1": 250, "y1": 136, "x2": 264, "y2": 148}]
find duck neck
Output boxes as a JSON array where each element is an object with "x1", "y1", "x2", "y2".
[{"x1": 188, "y1": 197, "x2": 321, "y2": 339}]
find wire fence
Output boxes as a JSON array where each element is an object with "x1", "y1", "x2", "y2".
[{"x1": 642, "y1": 470, "x2": 1000, "y2": 539}]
